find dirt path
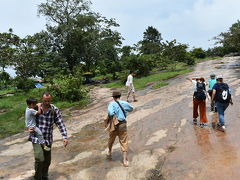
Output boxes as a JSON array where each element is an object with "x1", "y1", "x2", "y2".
[{"x1": 0, "y1": 57, "x2": 239, "y2": 180}]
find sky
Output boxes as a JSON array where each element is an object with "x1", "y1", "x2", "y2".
[{"x1": 0, "y1": 0, "x2": 240, "y2": 51}]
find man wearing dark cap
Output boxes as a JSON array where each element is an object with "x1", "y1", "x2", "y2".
[
  {"x1": 212, "y1": 75, "x2": 233, "y2": 131},
  {"x1": 107, "y1": 91, "x2": 133, "y2": 167}
]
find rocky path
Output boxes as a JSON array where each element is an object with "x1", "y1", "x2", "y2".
[{"x1": 0, "y1": 57, "x2": 239, "y2": 180}]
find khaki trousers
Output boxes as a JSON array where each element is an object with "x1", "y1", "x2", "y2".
[{"x1": 108, "y1": 122, "x2": 128, "y2": 152}]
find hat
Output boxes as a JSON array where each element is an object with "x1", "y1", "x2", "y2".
[
  {"x1": 112, "y1": 91, "x2": 121, "y2": 97},
  {"x1": 216, "y1": 75, "x2": 223, "y2": 79}
]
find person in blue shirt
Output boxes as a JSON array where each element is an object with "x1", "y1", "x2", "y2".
[
  {"x1": 208, "y1": 74, "x2": 217, "y2": 111},
  {"x1": 107, "y1": 91, "x2": 133, "y2": 167}
]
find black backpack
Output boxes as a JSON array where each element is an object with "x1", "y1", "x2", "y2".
[
  {"x1": 194, "y1": 82, "x2": 206, "y2": 100},
  {"x1": 216, "y1": 83, "x2": 231, "y2": 103}
]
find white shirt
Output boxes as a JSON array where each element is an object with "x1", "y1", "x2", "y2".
[{"x1": 125, "y1": 74, "x2": 133, "y2": 86}]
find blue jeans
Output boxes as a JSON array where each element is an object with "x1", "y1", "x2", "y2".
[{"x1": 216, "y1": 102, "x2": 229, "y2": 126}]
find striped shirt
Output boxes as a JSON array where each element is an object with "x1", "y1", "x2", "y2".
[{"x1": 29, "y1": 104, "x2": 68, "y2": 145}]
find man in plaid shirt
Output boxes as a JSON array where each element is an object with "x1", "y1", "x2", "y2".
[{"x1": 29, "y1": 92, "x2": 68, "y2": 180}]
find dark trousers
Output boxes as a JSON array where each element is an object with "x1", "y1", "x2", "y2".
[{"x1": 32, "y1": 143, "x2": 51, "y2": 180}]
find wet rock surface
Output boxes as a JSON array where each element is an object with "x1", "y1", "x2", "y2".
[{"x1": 0, "y1": 57, "x2": 240, "y2": 180}]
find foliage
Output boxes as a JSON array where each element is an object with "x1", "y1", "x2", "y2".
[
  {"x1": 0, "y1": 71, "x2": 11, "y2": 89},
  {"x1": 38, "y1": 0, "x2": 122, "y2": 75},
  {"x1": 214, "y1": 20, "x2": 240, "y2": 54},
  {"x1": 122, "y1": 54, "x2": 155, "y2": 77},
  {"x1": 139, "y1": 26, "x2": 162, "y2": 54},
  {"x1": 47, "y1": 75, "x2": 89, "y2": 102},
  {"x1": 13, "y1": 76, "x2": 35, "y2": 92},
  {"x1": 0, "y1": 29, "x2": 20, "y2": 71},
  {"x1": 190, "y1": 48, "x2": 206, "y2": 59}
]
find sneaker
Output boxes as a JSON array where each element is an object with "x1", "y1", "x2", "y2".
[
  {"x1": 200, "y1": 123, "x2": 204, "y2": 128},
  {"x1": 193, "y1": 118, "x2": 197, "y2": 125},
  {"x1": 43, "y1": 145, "x2": 51, "y2": 151},
  {"x1": 133, "y1": 99, "x2": 138, "y2": 102},
  {"x1": 218, "y1": 125, "x2": 226, "y2": 132}
]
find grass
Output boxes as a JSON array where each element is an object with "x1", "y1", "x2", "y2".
[
  {"x1": 0, "y1": 88, "x2": 16, "y2": 96},
  {"x1": 152, "y1": 82, "x2": 169, "y2": 90},
  {"x1": 0, "y1": 89, "x2": 90, "y2": 139},
  {"x1": 195, "y1": 56, "x2": 222, "y2": 63},
  {"x1": 102, "y1": 69, "x2": 191, "y2": 90}
]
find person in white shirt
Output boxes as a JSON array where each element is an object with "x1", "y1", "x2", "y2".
[{"x1": 126, "y1": 71, "x2": 137, "y2": 102}]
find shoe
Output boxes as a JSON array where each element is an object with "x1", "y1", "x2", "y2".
[
  {"x1": 200, "y1": 123, "x2": 204, "y2": 128},
  {"x1": 43, "y1": 145, "x2": 51, "y2": 151},
  {"x1": 133, "y1": 100, "x2": 138, "y2": 102},
  {"x1": 193, "y1": 118, "x2": 197, "y2": 125},
  {"x1": 221, "y1": 125, "x2": 226, "y2": 131}
]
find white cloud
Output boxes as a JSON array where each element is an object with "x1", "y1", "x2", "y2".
[
  {"x1": 1, "y1": 0, "x2": 240, "y2": 49},
  {"x1": 91, "y1": 0, "x2": 240, "y2": 49}
]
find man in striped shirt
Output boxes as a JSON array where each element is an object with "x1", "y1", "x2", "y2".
[{"x1": 29, "y1": 92, "x2": 68, "y2": 180}]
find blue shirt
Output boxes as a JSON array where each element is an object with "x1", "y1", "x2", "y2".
[
  {"x1": 208, "y1": 79, "x2": 217, "y2": 90},
  {"x1": 108, "y1": 100, "x2": 133, "y2": 121}
]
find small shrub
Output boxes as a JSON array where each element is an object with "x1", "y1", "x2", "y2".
[
  {"x1": 47, "y1": 75, "x2": 89, "y2": 102},
  {"x1": 13, "y1": 76, "x2": 35, "y2": 92}
]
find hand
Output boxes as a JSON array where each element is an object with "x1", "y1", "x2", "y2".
[
  {"x1": 28, "y1": 128, "x2": 34, "y2": 132},
  {"x1": 63, "y1": 138, "x2": 68, "y2": 147}
]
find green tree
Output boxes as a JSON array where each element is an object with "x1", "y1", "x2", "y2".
[
  {"x1": 38, "y1": 0, "x2": 122, "y2": 75},
  {"x1": 190, "y1": 48, "x2": 206, "y2": 59},
  {"x1": 14, "y1": 36, "x2": 42, "y2": 78},
  {"x1": 139, "y1": 26, "x2": 162, "y2": 54},
  {"x1": 214, "y1": 20, "x2": 240, "y2": 53},
  {"x1": 0, "y1": 29, "x2": 19, "y2": 71}
]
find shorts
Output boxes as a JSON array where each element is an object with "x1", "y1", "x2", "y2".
[{"x1": 127, "y1": 85, "x2": 135, "y2": 94}]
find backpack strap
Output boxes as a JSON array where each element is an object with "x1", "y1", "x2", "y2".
[{"x1": 115, "y1": 101, "x2": 126, "y2": 119}]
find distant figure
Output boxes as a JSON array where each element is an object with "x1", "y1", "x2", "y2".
[
  {"x1": 212, "y1": 75, "x2": 233, "y2": 131},
  {"x1": 107, "y1": 91, "x2": 133, "y2": 167},
  {"x1": 188, "y1": 77, "x2": 208, "y2": 127},
  {"x1": 25, "y1": 98, "x2": 50, "y2": 151},
  {"x1": 29, "y1": 92, "x2": 68, "y2": 180},
  {"x1": 208, "y1": 74, "x2": 217, "y2": 111},
  {"x1": 126, "y1": 71, "x2": 137, "y2": 102}
]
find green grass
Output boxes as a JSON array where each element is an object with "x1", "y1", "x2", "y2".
[
  {"x1": 195, "y1": 56, "x2": 222, "y2": 63},
  {"x1": 152, "y1": 82, "x2": 169, "y2": 90},
  {"x1": 0, "y1": 89, "x2": 90, "y2": 139},
  {"x1": 102, "y1": 69, "x2": 191, "y2": 90},
  {"x1": 0, "y1": 88, "x2": 16, "y2": 96}
]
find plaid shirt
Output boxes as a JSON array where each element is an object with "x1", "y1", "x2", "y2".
[{"x1": 29, "y1": 104, "x2": 68, "y2": 145}]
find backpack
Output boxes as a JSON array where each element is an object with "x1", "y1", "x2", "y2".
[
  {"x1": 194, "y1": 82, "x2": 206, "y2": 100},
  {"x1": 216, "y1": 83, "x2": 231, "y2": 103}
]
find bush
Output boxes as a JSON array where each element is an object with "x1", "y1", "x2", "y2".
[
  {"x1": 0, "y1": 71, "x2": 11, "y2": 89},
  {"x1": 191, "y1": 48, "x2": 206, "y2": 59},
  {"x1": 122, "y1": 55, "x2": 154, "y2": 77},
  {"x1": 13, "y1": 76, "x2": 35, "y2": 92},
  {"x1": 47, "y1": 75, "x2": 89, "y2": 102}
]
